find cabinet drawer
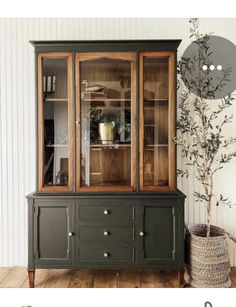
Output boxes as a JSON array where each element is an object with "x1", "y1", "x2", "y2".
[
  {"x1": 76, "y1": 244, "x2": 134, "y2": 263},
  {"x1": 77, "y1": 225, "x2": 134, "y2": 243},
  {"x1": 78, "y1": 203, "x2": 134, "y2": 221}
]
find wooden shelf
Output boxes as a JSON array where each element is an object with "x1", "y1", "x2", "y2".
[
  {"x1": 44, "y1": 98, "x2": 68, "y2": 102},
  {"x1": 89, "y1": 144, "x2": 131, "y2": 149},
  {"x1": 45, "y1": 144, "x2": 68, "y2": 147},
  {"x1": 145, "y1": 144, "x2": 168, "y2": 148},
  {"x1": 144, "y1": 98, "x2": 168, "y2": 101},
  {"x1": 82, "y1": 98, "x2": 131, "y2": 102},
  {"x1": 92, "y1": 106, "x2": 131, "y2": 110}
]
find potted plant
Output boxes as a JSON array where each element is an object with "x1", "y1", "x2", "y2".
[
  {"x1": 98, "y1": 113, "x2": 117, "y2": 144},
  {"x1": 176, "y1": 18, "x2": 236, "y2": 287}
]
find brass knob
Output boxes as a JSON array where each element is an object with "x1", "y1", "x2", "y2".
[
  {"x1": 68, "y1": 232, "x2": 73, "y2": 237},
  {"x1": 139, "y1": 231, "x2": 144, "y2": 237},
  {"x1": 104, "y1": 210, "x2": 109, "y2": 215},
  {"x1": 104, "y1": 252, "x2": 109, "y2": 258},
  {"x1": 104, "y1": 231, "x2": 109, "y2": 236}
]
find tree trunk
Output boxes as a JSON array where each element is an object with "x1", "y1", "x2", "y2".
[{"x1": 207, "y1": 199, "x2": 211, "y2": 237}]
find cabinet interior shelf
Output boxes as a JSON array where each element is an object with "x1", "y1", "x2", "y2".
[
  {"x1": 46, "y1": 144, "x2": 68, "y2": 147},
  {"x1": 144, "y1": 98, "x2": 168, "y2": 101},
  {"x1": 89, "y1": 144, "x2": 131, "y2": 149},
  {"x1": 91, "y1": 106, "x2": 131, "y2": 110},
  {"x1": 82, "y1": 98, "x2": 131, "y2": 102},
  {"x1": 44, "y1": 98, "x2": 68, "y2": 102},
  {"x1": 145, "y1": 144, "x2": 168, "y2": 147}
]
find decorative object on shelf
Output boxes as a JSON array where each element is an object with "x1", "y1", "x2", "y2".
[
  {"x1": 60, "y1": 158, "x2": 68, "y2": 185},
  {"x1": 81, "y1": 80, "x2": 107, "y2": 100},
  {"x1": 176, "y1": 18, "x2": 236, "y2": 288},
  {"x1": 55, "y1": 171, "x2": 62, "y2": 185},
  {"x1": 98, "y1": 113, "x2": 116, "y2": 145},
  {"x1": 43, "y1": 75, "x2": 56, "y2": 93},
  {"x1": 119, "y1": 75, "x2": 131, "y2": 89},
  {"x1": 55, "y1": 169, "x2": 68, "y2": 186},
  {"x1": 82, "y1": 80, "x2": 105, "y2": 92},
  {"x1": 81, "y1": 91, "x2": 107, "y2": 100}
]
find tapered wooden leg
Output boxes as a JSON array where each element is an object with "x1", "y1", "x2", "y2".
[
  {"x1": 178, "y1": 270, "x2": 185, "y2": 288},
  {"x1": 28, "y1": 270, "x2": 35, "y2": 288}
]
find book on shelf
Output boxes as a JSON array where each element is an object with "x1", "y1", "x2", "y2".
[{"x1": 81, "y1": 91, "x2": 107, "y2": 100}]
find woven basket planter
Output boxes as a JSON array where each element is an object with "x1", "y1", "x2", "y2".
[{"x1": 185, "y1": 224, "x2": 233, "y2": 288}]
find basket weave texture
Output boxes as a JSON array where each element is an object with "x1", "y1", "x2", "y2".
[{"x1": 185, "y1": 224, "x2": 231, "y2": 288}]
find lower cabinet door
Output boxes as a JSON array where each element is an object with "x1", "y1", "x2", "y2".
[
  {"x1": 138, "y1": 201, "x2": 180, "y2": 265},
  {"x1": 33, "y1": 200, "x2": 73, "y2": 266}
]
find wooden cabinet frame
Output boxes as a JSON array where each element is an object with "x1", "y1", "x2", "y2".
[
  {"x1": 75, "y1": 52, "x2": 137, "y2": 192},
  {"x1": 139, "y1": 52, "x2": 175, "y2": 192},
  {"x1": 38, "y1": 53, "x2": 74, "y2": 192}
]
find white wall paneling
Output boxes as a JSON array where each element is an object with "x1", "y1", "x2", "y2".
[{"x1": 0, "y1": 18, "x2": 236, "y2": 266}]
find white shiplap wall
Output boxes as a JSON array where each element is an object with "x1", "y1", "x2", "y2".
[{"x1": 0, "y1": 18, "x2": 236, "y2": 266}]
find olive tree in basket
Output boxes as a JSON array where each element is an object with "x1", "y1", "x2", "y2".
[{"x1": 176, "y1": 18, "x2": 236, "y2": 287}]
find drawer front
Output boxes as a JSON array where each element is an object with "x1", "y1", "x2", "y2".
[
  {"x1": 78, "y1": 202, "x2": 134, "y2": 221},
  {"x1": 76, "y1": 244, "x2": 135, "y2": 263},
  {"x1": 77, "y1": 225, "x2": 134, "y2": 243}
]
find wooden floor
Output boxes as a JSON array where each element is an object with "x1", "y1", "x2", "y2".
[{"x1": 0, "y1": 267, "x2": 236, "y2": 288}]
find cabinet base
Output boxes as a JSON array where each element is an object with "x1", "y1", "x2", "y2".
[{"x1": 28, "y1": 270, "x2": 35, "y2": 288}]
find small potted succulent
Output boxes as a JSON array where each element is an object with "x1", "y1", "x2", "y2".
[{"x1": 176, "y1": 18, "x2": 236, "y2": 287}]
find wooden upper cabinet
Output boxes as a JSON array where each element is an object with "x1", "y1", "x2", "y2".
[
  {"x1": 76, "y1": 53, "x2": 137, "y2": 191},
  {"x1": 37, "y1": 47, "x2": 177, "y2": 193},
  {"x1": 139, "y1": 52, "x2": 175, "y2": 191},
  {"x1": 38, "y1": 53, "x2": 74, "y2": 192}
]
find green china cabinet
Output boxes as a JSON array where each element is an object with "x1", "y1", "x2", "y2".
[{"x1": 27, "y1": 40, "x2": 185, "y2": 288}]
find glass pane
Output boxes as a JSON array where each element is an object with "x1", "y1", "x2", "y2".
[
  {"x1": 80, "y1": 58, "x2": 132, "y2": 187},
  {"x1": 43, "y1": 58, "x2": 69, "y2": 187},
  {"x1": 143, "y1": 57, "x2": 169, "y2": 187}
]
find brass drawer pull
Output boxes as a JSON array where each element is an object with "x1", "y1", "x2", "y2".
[{"x1": 103, "y1": 252, "x2": 109, "y2": 258}]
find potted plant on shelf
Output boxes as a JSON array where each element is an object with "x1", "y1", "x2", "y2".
[
  {"x1": 98, "y1": 113, "x2": 117, "y2": 145},
  {"x1": 176, "y1": 18, "x2": 236, "y2": 287}
]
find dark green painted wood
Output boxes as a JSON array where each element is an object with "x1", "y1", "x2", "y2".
[
  {"x1": 27, "y1": 189, "x2": 186, "y2": 199},
  {"x1": 33, "y1": 200, "x2": 74, "y2": 265},
  {"x1": 77, "y1": 225, "x2": 135, "y2": 243},
  {"x1": 30, "y1": 40, "x2": 182, "y2": 54},
  {"x1": 78, "y1": 201, "x2": 134, "y2": 221},
  {"x1": 27, "y1": 40, "x2": 186, "y2": 275},
  {"x1": 28, "y1": 198, "x2": 34, "y2": 270},
  {"x1": 76, "y1": 244, "x2": 135, "y2": 263},
  {"x1": 178, "y1": 198, "x2": 185, "y2": 268},
  {"x1": 137, "y1": 200, "x2": 181, "y2": 265}
]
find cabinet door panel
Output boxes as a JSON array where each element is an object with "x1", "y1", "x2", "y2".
[
  {"x1": 138, "y1": 201, "x2": 179, "y2": 264},
  {"x1": 37, "y1": 53, "x2": 74, "y2": 192},
  {"x1": 76, "y1": 52, "x2": 136, "y2": 192},
  {"x1": 139, "y1": 52, "x2": 175, "y2": 191},
  {"x1": 34, "y1": 201, "x2": 73, "y2": 265}
]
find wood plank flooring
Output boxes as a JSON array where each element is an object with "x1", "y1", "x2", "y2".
[{"x1": 0, "y1": 267, "x2": 236, "y2": 288}]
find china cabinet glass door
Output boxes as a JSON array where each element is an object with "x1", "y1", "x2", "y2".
[
  {"x1": 76, "y1": 53, "x2": 136, "y2": 191},
  {"x1": 38, "y1": 53, "x2": 73, "y2": 192},
  {"x1": 140, "y1": 52, "x2": 175, "y2": 191}
]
